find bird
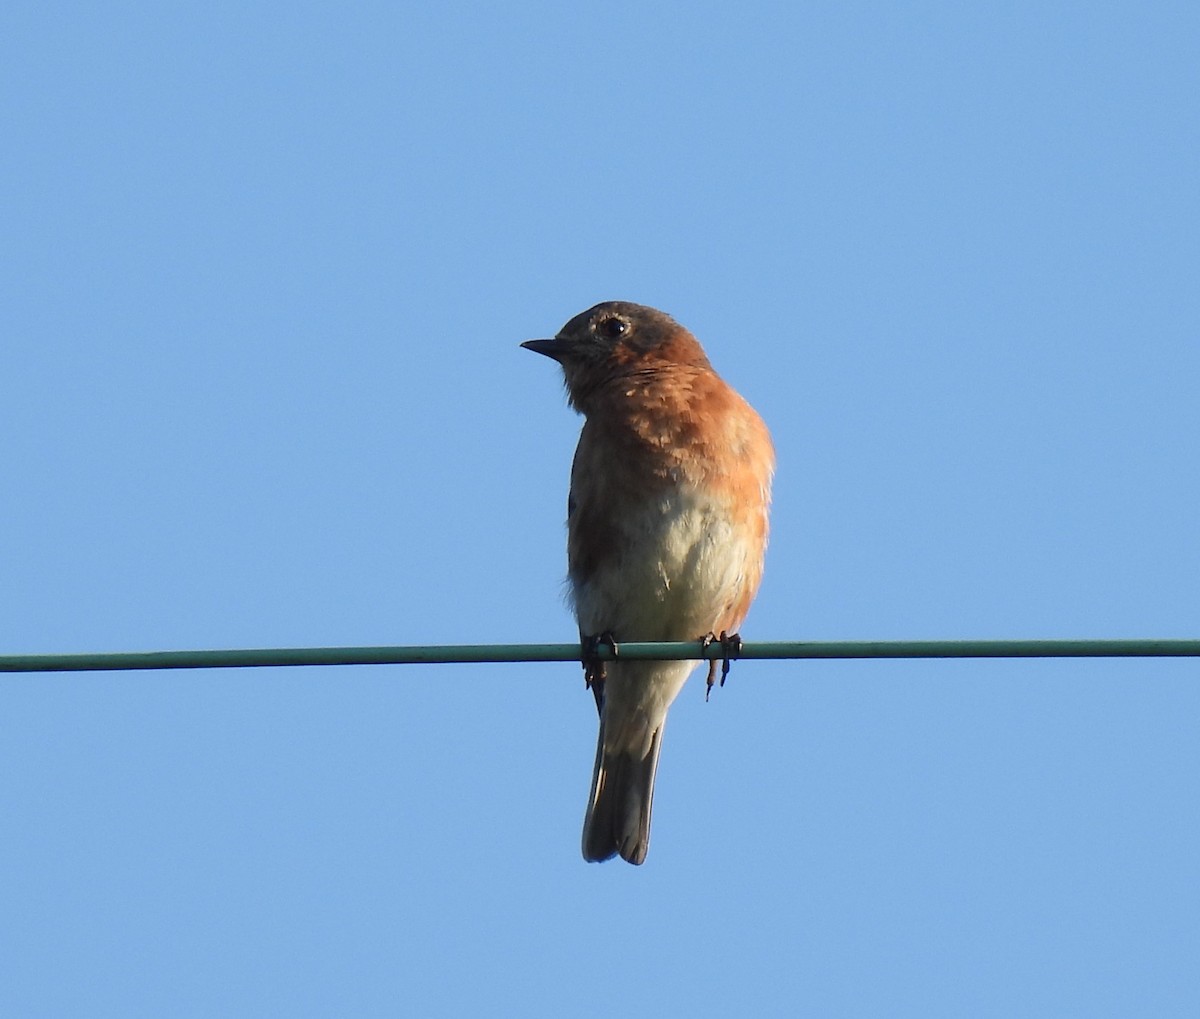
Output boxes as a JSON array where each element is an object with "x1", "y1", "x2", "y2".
[{"x1": 522, "y1": 301, "x2": 774, "y2": 865}]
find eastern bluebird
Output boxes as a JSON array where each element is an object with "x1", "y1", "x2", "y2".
[{"x1": 523, "y1": 302, "x2": 774, "y2": 865}]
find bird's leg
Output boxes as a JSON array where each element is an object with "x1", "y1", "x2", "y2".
[
  {"x1": 704, "y1": 631, "x2": 743, "y2": 701},
  {"x1": 703, "y1": 633, "x2": 718, "y2": 701},
  {"x1": 581, "y1": 631, "x2": 618, "y2": 707},
  {"x1": 719, "y1": 631, "x2": 742, "y2": 686}
]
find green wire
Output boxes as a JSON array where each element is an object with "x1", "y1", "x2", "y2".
[{"x1": 1, "y1": 639, "x2": 1197, "y2": 673}]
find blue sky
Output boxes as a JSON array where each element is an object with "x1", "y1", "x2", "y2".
[{"x1": 3, "y1": 2, "x2": 1198, "y2": 1015}]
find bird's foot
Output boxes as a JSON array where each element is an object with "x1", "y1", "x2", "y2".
[
  {"x1": 704, "y1": 631, "x2": 743, "y2": 701},
  {"x1": 581, "y1": 631, "x2": 618, "y2": 695}
]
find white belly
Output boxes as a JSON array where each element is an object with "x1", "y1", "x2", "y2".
[{"x1": 570, "y1": 485, "x2": 752, "y2": 641}]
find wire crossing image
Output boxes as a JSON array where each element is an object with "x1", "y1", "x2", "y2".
[{"x1": 1, "y1": 639, "x2": 1197, "y2": 673}]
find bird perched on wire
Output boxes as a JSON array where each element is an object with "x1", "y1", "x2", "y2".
[{"x1": 522, "y1": 301, "x2": 774, "y2": 864}]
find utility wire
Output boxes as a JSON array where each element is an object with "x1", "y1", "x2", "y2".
[{"x1": 1, "y1": 639, "x2": 1198, "y2": 674}]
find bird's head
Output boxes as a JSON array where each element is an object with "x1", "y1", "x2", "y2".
[{"x1": 522, "y1": 302, "x2": 711, "y2": 412}]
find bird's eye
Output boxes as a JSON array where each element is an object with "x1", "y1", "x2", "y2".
[{"x1": 596, "y1": 317, "x2": 628, "y2": 339}]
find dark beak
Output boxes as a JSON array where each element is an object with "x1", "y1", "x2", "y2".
[{"x1": 521, "y1": 337, "x2": 566, "y2": 361}]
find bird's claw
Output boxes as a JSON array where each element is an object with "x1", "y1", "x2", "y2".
[
  {"x1": 581, "y1": 631, "x2": 618, "y2": 693},
  {"x1": 704, "y1": 631, "x2": 742, "y2": 701}
]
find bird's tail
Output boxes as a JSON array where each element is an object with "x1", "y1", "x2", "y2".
[{"x1": 581, "y1": 716, "x2": 665, "y2": 866}]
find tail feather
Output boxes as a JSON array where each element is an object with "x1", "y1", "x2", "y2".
[{"x1": 581, "y1": 718, "x2": 664, "y2": 865}]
